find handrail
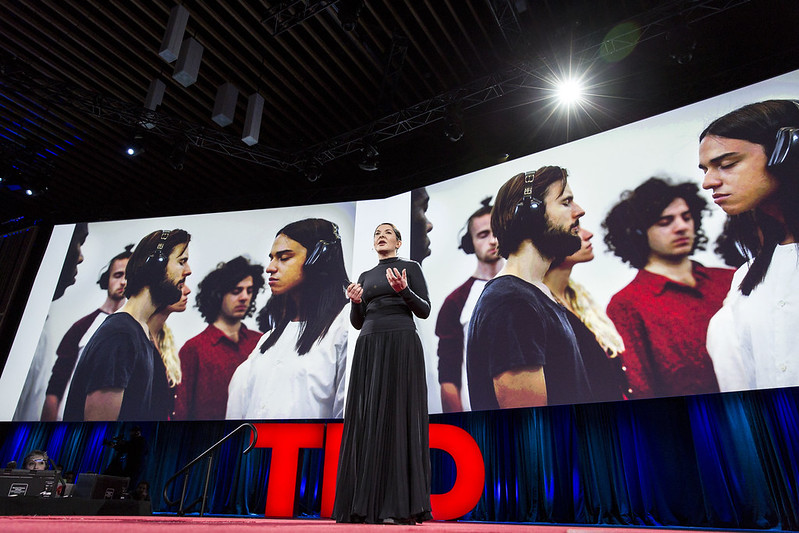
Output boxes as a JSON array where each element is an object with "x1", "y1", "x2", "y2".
[{"x1": 162, "y1": 422, "x2": 258, "y2": 516}]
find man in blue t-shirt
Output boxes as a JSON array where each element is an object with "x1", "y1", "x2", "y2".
[
  {"x1": 64, "y1": 229, "x2": 192, "y2": 421},
  {"x1": 467, "y1": 166, "x2": 595, "y2": 410}
]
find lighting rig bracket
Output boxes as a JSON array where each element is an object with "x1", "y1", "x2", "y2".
[
  {"x1": 261, "y1": 1, "x2": 340, "y2": 37},
  {"x1": 0, "y1": 0, "x2": 749, "y2": 176}
]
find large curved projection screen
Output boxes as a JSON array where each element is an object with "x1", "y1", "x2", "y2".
[{"x1": 2, "y1": 69, "x2": 797, "y2": 421}]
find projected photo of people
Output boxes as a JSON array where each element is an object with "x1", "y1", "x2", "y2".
[
  {"x1": 4, "y1": 71, "x2": 799, "y2": 422},
  {"x1": 603, "y1": 178, "x2": 733, "y2": 399},
  {"x1": 226, "y1": 218, "x2": 350, "y2": 420},
  {"x1": 435, "y1": 198, "x2": 504, "y2": 413},
  {"x1": 173, "y1": 257, "x2": 265, "y2": 421},
  {"x1": 699, "y1": 99, "x2": 799, "y2": 392},
  {"x1": 63, "y1": 229, "x2": 193, "y2": 421}
]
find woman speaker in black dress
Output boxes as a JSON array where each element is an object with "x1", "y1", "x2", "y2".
[{"x1": 333, "y1": 222, "x2": 433, "y2": 524}]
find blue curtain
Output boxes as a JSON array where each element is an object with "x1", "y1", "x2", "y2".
[{"x1": 1, "y1": 387, "x2": 797, "y2": 529}]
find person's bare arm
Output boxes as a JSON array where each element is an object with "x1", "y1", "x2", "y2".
[
  {"x1": 440, "y1": 383, "x2": 464, "y2": 412},
  {"x1": 40, "y1": 394, "x2": 60, "y2": 421},
  {"x1": 493, "y1": 366, "x2": 546, "y2": 408},
  {"x1": 84, "y1": 388, "x2": 124, "y2": 421}
]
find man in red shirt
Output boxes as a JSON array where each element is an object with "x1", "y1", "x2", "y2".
[
  {"x1": 603, "y1": 178, "x2": 734, "y2": 399},
  {"x1": 174, "y1": 256, "x2": 264, "y2": 420}
]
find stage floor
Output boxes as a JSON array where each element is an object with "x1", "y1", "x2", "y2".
[{"x1": 0, "y1": 516, "x2": 765, "y2": 532}]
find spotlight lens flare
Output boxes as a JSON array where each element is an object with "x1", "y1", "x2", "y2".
[
  {"x1": 126, "y1": 147, "x2": 135, "y2": 156},
  {"x1": 556, "y1": 78, "x2": 585, "y2": 106}
]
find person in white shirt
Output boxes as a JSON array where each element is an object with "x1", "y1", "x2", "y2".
[
  {"x1": 227, "y1": 218, "x2": 350, "y2": 419},
  {"x1": 699, "y1": 99, "x2": 799, "y2": 391}
]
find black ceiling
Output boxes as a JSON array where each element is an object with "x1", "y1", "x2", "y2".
[{"x1": 1, "y1": 0, "x2": 798, "y2": 229}]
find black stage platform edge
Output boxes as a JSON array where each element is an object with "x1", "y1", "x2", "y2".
[{"x1": 0, "y1": 496, "x2": 151, "y2": 516}]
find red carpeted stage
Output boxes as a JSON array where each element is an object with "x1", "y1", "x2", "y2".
[{"x1": 0, "y1": 516, "x2": 754, "y2": 533}]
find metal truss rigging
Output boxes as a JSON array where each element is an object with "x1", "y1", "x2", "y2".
[{"x1": 1, "y1": 0, "x2": 749, "y2": 174}]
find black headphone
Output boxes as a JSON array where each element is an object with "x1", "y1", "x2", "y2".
[
  {"x1": 140, "y1": 230, "x2": 171, "y2": 284},
  {"x1": 459, "y1": 227, "x2": 475, "y2": 254},
  {"x1": 511, "y1": 170, "x2": 545, "y2": 233},
  {"x1": 767, "y1": 101, "x2": 799, "y2": 171},
  {"x1": 304, "y1": 222, "x2": 342, "y2": 271},
  {"x1": 458, "y1": 197, "x2": 494, "y2": 254},
  {"x1": 145, "y1": 229, "x2": 171, "y2": 265},
  {"x1": 98, "y1": 245, "x2": 134, "y2": 290}
]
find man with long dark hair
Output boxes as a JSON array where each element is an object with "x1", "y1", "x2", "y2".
[
  {"x1": 227, "y1": 218, "x2": 350, "y2": 419},
  {"x1": 603, "y1": 178, "x2": 733, "y2": 399},
  {"x1": 174, "y1": 256, "x2": 264, "y2": 420},
  {"x1": 467, "y1": 166, "x2": 591, "y2": 409},
  {"x1": 64, "y1": 229, "x2": 192, "y2": 421},
  {"x1": 699, "y1": 100, "x2": 799, "y2": 391}
]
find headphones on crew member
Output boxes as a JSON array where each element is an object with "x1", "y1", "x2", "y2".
[
  {"x1": 510, "y1": 170, "x2": 545, "y2": 234},
  {"x1": 303, "y1": 222, "x2": 343, "y2": 272},
  {"x1": 766, "y1": 100, "x2": 799, "y2": 171}
]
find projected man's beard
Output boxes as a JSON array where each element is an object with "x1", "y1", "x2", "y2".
[
  {"x1": 535, "y1": 218, "x2": 581, "y2": 261},
  {"x1": 150, "y1": 273, "x2": 183, "y2": 308}
]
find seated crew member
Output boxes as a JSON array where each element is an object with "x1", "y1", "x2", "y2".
[
  {"x1": 63, "y1": 229, "x2": 192, "y2": 421},
  {"x1": 41, "y1": 245, "x2": 134, "y2": 421},
  {"x1": 23, "y1": 450, "x2": 47, "y2": 471},
  {"x1": 174, "y1": 256, "x2": 264, "y2": 420},
  {"x1": 435, "y1": 198, "x2": 504, "y2": 412},
  {"x1": 467, "y1": 166, "x2": 596, "y2": 409},
  {"x1": 602, "y1": 178, "x2": 733, "y2": 399}
]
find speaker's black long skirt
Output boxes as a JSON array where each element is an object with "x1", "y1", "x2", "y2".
[{"x1": 333, "y1": 328, "x2": 433, "y2": 524}]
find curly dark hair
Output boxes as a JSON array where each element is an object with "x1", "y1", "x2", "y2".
[
  {"x1": 602, "y1": 177, "x2": 709, "y2": 269},
  {"x1": 195, "y1": 256, "x2": 265, "y2": 323}
]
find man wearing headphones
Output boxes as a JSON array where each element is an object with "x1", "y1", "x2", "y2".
[
  {"x1": 64, "y1": 229, "x2": 192, "y2": 421},
  {"x1": 40, "y1": 246, "x2": 133, "y2": 421},
  {"x1": 174, "y1": 256, "x2": 264, "y2": 421},
  {"x1": 435, "y1": 198, "x2": 504, "y2": 412},
  {"x1": 602, "y1": 178, "x2": 733, "y2": 399},
  {"x1": 467, "y1": 166, "x2": 593, "y2": 410}
]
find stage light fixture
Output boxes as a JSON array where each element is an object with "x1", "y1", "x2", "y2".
[
  {"x1": 169, "y1": 138, "x2": 188, "y2": 171},
  {"x1": 125, "y1": 133, "x2": 145, "y2": 157},
  {"x1": 302, "y1": 160, "x2": 322, "y2": 182},
  {"x1": 338, "y1": 0, "x2": 365, "y2": 32},
  {"x1": 443, "y1": 105, "x2": 464, "y2": 142},
  {"x1": 556, "y1": 77, "x2": 585, "y2": 106},
  {"x1": 358, "y1": 144, "x2": 379, "y2": 171}
]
